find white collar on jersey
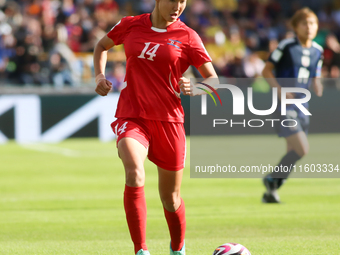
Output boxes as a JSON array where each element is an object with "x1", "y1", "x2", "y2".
[{"x1": 151, "y1": 27, "x2": 167, "y2": 33}]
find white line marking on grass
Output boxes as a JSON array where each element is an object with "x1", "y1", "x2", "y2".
[
  {"x1": 21, "y1": 144, "x2": 81, "y2": 157},
  {"x1": 80, "y1": 151, "x2": 117, "y2": 157}
]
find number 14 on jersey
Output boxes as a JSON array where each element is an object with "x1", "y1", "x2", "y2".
[{"x1": 138, "y1": 42, "x2": 160, "y2": 61}]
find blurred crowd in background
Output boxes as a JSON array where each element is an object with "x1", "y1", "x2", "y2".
[{"x1": 1, "y1": 0, "x2": 340, "y2": 90}]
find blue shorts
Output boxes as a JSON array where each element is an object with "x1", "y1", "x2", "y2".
[{"x1": 274, "y1": 109, "x2": 310, "y2": 138}]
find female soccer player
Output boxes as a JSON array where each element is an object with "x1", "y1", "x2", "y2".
[
  {"x1": 261, "y1": 8, "x2": 323, "y2": 203},
  {"x1": 93, "y1": 0, "x2": 217, "y2": 254}
]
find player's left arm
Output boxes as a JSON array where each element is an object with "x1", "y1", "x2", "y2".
[
  {"x1": 197, "y1": 61, "x2": 218, "y2": 79},
  {"x1": 180, "y1": 29, "x2": 218, "y2": 96},
  {"x1": 312, "y1": 55, "x2": 324, "y2": 97},
  {"x1": 179, "y1": 62, "x2": 218, "y2": 96},
  {"x1": 312, "y1": 78, "x2": 323, "y2": 97}
]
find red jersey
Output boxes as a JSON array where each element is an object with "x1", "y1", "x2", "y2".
[{"x1": 107, "y1": 13, "x2": 211, "y2": 123}]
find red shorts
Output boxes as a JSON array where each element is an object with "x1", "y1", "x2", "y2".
[{"x1": 111, "y1": 118, "x2": 186, "y2": 171}]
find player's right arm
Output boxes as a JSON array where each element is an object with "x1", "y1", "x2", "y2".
[
  {"x1": 94, "y1": 36, "x2": 115, "y2": 96},
  {"x1": 262, "y1": 56, "x2": 294, "y2": 100}
]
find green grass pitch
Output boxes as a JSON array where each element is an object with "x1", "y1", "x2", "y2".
[{"x1": 0, "y1": 134, "x2": 340, "y2": 255}]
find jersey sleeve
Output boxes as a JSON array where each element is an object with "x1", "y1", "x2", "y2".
[
  {"x1": 187, "y1": 30, "x2": 212, "y2": 69},
  {"x1": 267, "y1": 38, "x2": 295, "y2": 66},
  {"x1": 107, "y1": 16, "x2": 134, "y2": 45},
  {"x1": 268, "y1": 47, "x2": 284, "y2": 66}
]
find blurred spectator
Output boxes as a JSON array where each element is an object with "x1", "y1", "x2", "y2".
[
  {"x1": 106, "y1": 62, "x2": 126, "y2": 92},
  {"x1": 224, "y1": 50, "x2": 247, "y2": 78},
  {"x1": 49, "y1": 52, "x2": 73, "y2": 88},
  {"x1": 210, "y1": 0, "x2": 238, "y2": 13},
  {"x1": 323, "y1": 34, "x2": 340, "y2": 79},
  {"x1": 1, "y1": 0, "x2": 340, "y2": 88},
  {"x1": 243, "y1": 52, "x2": 265, "y2": 78},
  {"x1": 49, "y1": 24, "x2": 82, "y2": 87},
  {"x1": 94, "y1": 0, "x2": 119, "y2": 29}
]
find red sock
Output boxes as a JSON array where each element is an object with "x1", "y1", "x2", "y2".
[
  {"x1": 164, "y1": 198, "x2": 186, "y2": 251},
  {"x1": 124, "y1": 185, "x2": 148, "y2": 254}
]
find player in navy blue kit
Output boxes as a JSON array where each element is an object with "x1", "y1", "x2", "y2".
[{"x1": 261, "y1": 8, "x2": 324, "y2": 203}]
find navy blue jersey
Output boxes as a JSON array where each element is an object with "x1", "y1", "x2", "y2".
[
  {"x1": 268, "y1": 37, "x2": 323, "y2": 115},
  {"x1": 268, "y1": 37, "x2": 323, "y2": 89}
]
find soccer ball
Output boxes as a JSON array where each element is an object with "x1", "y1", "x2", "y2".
[{"x1": 212, "y1": 243, "x2": 251, "y2": 255}]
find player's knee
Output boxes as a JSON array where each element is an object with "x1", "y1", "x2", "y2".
[
  {"x1": 297, "y1": 145, "x2": 309, "y2": 157},
  {"x1": 301, "y1": 146, "x2": 309, "y2": 157},
  {"x1": 160, "y1": 192, "x2": 181, "y2": 212},
  {"x1": 125, "y1": 166, "x2": 145, "y2": 186}
]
